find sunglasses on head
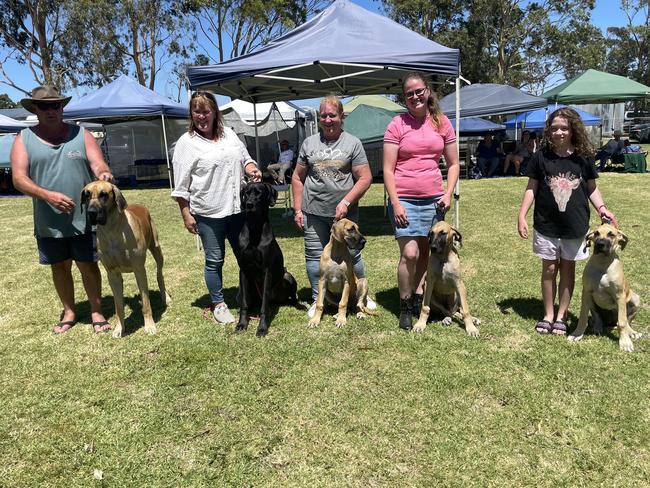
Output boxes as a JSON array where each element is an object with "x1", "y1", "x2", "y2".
[
  {"x1": 405, "y1": 87, "x2": 427, "y2": 99},
  {"x1": 35, "y1": 101, "x2": 62, "y2": 111}
]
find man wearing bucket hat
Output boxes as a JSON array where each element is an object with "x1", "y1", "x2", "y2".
[
  {"x1": 595, "y1": 129, "x2": 625, "y2": 171},
  {"x1": 11, "y1": 85, "x2": 114, "y2": 334}
]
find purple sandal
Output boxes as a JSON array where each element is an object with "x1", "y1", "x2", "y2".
[
  {"x1": 552, "y1": 320, "x2": 567, "y2": 336},
  {"x1": 535, "y1": 319, "x2": 553, "y2": 334}
]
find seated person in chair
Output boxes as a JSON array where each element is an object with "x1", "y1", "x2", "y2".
[
  {"x1": 595, "y1": 130, "x2": 625, "y2": 171},
  {"x1": 267, "y1": 139, "x2": 294, "y2": 184},
  {"x1": 503, "y1": 130, "x2": 537, "y2": 176},
  {"x1": 475, "y1": 133, "x2": 503, "y2": 178}
]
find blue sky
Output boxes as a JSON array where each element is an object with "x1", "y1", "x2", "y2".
[{"x1": 0, "y1": 0, "x2": 635, "y2": 105}]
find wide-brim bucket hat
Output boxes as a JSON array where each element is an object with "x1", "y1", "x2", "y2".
[{"x1": 21, "y1": 85, "x2": 72, "y2": 114}]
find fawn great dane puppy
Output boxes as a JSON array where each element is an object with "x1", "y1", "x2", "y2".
[
  {"x1": 412, "y1": 221, "x2": 480, "y2": 337},
  {"x1": 308, "y1": 218, "x2": 374, "y2": 328},
  {"x1": 569, "y1": 223, "x2": 641, "y2": 352}
]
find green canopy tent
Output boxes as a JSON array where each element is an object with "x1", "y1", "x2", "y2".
[
  {"x1": 542, "y1": 69, "x2": 650, "y2": 104},
  {"x1": 342, "y1": 95, "x2": 406, "y2": 114}
]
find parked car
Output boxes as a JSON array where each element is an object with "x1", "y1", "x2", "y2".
[{"x1": 630, "y1": 122, "x2": 650, "y2": 142}]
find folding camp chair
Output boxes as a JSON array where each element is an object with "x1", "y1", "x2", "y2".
[{"x1": 272, "y1": 183, "x2": 293, "y2": 218}]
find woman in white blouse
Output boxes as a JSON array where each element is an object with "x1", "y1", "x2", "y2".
[{"x1": 171, "y1": 91, "x2": 261, "y2": 324}]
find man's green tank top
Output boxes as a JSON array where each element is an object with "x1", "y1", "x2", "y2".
[{"x1": 22, "y1": 125, "x2": 93, "y2": 237}]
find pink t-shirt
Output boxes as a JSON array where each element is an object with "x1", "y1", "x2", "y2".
[{"x1": 384, "y1": 113, "x2": 456, "y2": 198}]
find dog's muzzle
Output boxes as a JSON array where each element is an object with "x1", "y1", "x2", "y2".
[
  {"x1": 86, "y1": 207, "x2": 106, "y2": 226},
  {"x1": 429, "y1": 234, "x2": 446, "y2": 254},
  {"x1": 593, "y1": 238, "x2": 612, "y2": 255},
  {"x1": 345, "y1": 234, "x2": 366, "y2": 250}
]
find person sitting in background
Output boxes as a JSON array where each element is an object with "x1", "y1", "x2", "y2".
[
  {"x1": 503, "y1": 130, "x2": 537, "y2": 176},
  {"x1": 267, "y1": 139, "x2": 294, "y2": 184},
  {"x1": 594, "y1": 130, "x2": 625, "y2": 171},
  {"x1": 475, "y1": 133, "x2": 503, "y2": 178}
]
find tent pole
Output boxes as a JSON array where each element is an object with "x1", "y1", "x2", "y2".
[
  {"x1": 161, "y1": 113, "x2": 173, "y2": 189},
  {"x1": 253, "y1": 102, "x2": 261, "y2": 163},
  {"x1": 454, "y1": 76, "x2": 461, "y2": 230}
]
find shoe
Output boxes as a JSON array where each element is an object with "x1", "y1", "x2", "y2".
[
  {"x1": 399, "y1": 296, "x2": 413, "y2": 330},
  {"x1": 213, "y1": 303, "x2": 235, "y2": 324},
  {"x1": 366, "y1": 296, "x2": 377, "y2": 310},
  {"x1": 307, "y1": 301, "x2": 317, "y2": 319}
]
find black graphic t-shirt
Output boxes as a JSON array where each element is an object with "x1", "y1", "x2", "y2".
[{"x1": 526, "y1": 149, "x2": 598, "y2": 239}]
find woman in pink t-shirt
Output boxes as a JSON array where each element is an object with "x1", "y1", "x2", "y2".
[{"x1": 383, "y1": 72, "x2": 460, "y2": 330}]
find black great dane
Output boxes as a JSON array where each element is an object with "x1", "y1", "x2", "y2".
[{"x1": 236, "y1": 182, "x2": 298, "y2": 336}]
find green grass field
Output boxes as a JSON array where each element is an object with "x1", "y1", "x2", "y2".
[{"x1": 1, "y1": 173, "x2": 649, "y2": 487}]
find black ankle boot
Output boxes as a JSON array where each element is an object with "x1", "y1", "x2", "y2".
[
  {"x1": 399, "y1": 296, "x2": 413, "y2": 330},
  {"x1": 412, "y1": 293, "x2": 423, "y2": 317}
]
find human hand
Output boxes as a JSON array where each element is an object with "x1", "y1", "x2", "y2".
[
  {"x1": 600, "y1": 208, "x2": 619, "y2": 228},
  {"x1": 518, "y1": 217, "x2": 529, "y2": 239},
  {"x1": 47, "y1": 191, "x2": 75, "y2": 213},
  {"x1": 393, "y1": 202, "x2": 409, "y2": 228},
  {"x1": 98, "y1": 171, "x2": 114, "y2": 182},
  {"x1": 183, "y1": 214, "x2": 198, "y2": 234},
  {"x1": 293, "y1": 209, "x2": 304, "y2": 230},
  {"x1": 439, "y1": 194, "x2": 452, "y2": 214},
  {"x1": 335, "y1": 201, "x2": 349, "y2": 221},
  {"x1": 246, "y1": 167, "x2": 262, "y2": 182}
]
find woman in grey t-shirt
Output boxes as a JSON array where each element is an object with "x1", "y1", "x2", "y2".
[{"x1": 291, "y1": 95, "x2": 375, "y2": 318}]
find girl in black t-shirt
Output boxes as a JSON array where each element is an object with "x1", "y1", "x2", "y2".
[{"x1": 517, "y1": 107, "x2": 618, "y2": 336}]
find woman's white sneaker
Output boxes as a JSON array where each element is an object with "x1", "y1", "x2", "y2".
[{"x1": 213, "y1": 303, "x2": 235, "y2": 324}]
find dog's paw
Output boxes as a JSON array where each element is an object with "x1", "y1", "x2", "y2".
[
  {"x1": 472, "y1": 317, "x2": 481, "y2": 326},
  {"x1": 466, "y1": 325, "x2": 480, "y2": 338},
  {"x1": 630, "y1": 329, "x2": 642, "y2": 340},
  {"x1": 441, "y1": 316, "x2": 453, "y2": 327},
  {"x1": 255, "y1": 326, "x2": 268, "y2": 337},
  {"x1": 112, "y1": 326, "x2": 123, "y2": 339},
  {"x1": 356, "y1": 311, "x2": 366, "y2": 320},
  {"x1": 307, "y1": 319, "x2": 320, "y2": 329},
  {"x1": 567, "y1": 334, "x2": 584, "y2": 342},
  {"x1": 619, "y1": 335, "x2": 635, "y2": 352},
  {"x1": 412, "y1": 321, "x2": 427, "y2": 333},
  {"x1": 144, "y1": 324, "x2": 157, "y2": 335}
]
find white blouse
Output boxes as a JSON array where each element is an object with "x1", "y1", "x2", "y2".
[{"x1": 171, "y1": 127, "x2": 256, "y2": 218}]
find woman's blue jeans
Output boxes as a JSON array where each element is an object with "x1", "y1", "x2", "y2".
[
  {"x1": 195, "y1": 213, "x2": 244, "y2": 304},
  {"x1": 304, "y1": 210, "x2": 365, "y2": 302}
]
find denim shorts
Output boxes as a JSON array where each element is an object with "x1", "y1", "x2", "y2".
[
  {"x1": 533, "y1": 230, "x2": 589, "y2": 261},
  {"x1": 37, "y1": 233, "x2": 98, "y2": 264},
  {"x1": 388, "y1": 196, "x2": 444, "y2": 238}
]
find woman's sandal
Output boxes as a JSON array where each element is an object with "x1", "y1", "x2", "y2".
[
  {"x1": 535, "y1": 319, "x2": 553, "y2": 334},
  {"x1": 552, "y1": 320, "x2": 567, "y2": 336}
]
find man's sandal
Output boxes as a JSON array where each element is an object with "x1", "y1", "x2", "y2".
[
  {"x1": 53, "y1": 310, "x2": 77, "y2": 334},
  {"x1": 551, "y1": 320, "x2": 567, "y2": 336},
  {"x1": 535, "y1": 319, "x2": 553, "y2": 334},
  {"x1": 92, "y1": 321, "x2": 111, "y2": 333}
]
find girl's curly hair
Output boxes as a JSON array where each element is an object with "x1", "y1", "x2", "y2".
[{"x1": 542, "y1": 107, "x2": 594, "y2": 156}]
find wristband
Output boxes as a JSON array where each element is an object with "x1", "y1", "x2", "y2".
[{"x1": 341, "y1": 199, "x2": 351, "y2": 207}]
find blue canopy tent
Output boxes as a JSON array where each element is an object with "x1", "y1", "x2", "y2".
[
  {"x1": 440, "y1": 83, "x2": 548, "y2": 119},
  {"x1": 64, "y1": 75, "x2": 188, "y2": 185},
  {"x1": 187, "y1": 0, "x2": 468, "y2": 224},
  {"x1": 505, "y1": 105, "x2": 600, "y2": 129}
]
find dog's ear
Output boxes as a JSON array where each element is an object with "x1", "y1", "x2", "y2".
[
  {"x1": 112, "y1": 185, "x2": 127, "y2": 213},
  {"x1": 583, "y1": 231, "x2": 595, "y2": 252},
  {"x1": 268, "y1": 184, "x2": 278, "y2": 207},
  {"x1": 451, "y1": 226, "x2": 462, "y2": 245},
  {"x1": 80, "y1": 188, "x2": 89, "y2": 214},
  {"x1": 428, "y1": 227, "x2": 435, "y2": 245},
  {"x1": 618, "y1": 231, "x2": 629, "y2": 250}
]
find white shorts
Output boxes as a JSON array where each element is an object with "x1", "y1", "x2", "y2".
[{"x1": 533, "y1": 230, "x2": 589, "y2": 261}]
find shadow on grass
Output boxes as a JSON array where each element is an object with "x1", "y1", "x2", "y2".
[{"x1": 75, "y1": 290, "x2": 168, "y2": 336}]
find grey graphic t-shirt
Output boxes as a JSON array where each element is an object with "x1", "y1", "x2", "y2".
[{"x1": 297, "y1": 131, "x2": 368, "y2": 217}]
